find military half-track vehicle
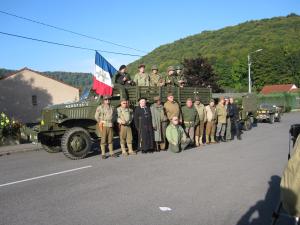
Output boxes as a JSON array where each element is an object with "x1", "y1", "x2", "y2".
[
  {"x1": 22, "y1": 86, "x2": 211, "y2": 160},
  {"x1": 256, "y1": 103, "x2": 282, "y2": 123}
]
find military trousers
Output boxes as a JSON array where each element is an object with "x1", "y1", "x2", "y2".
[
  {"x1": 225, "y1": 118, "x2": 232, "y2": 140},
  {"x1": 119, "y1": 125, "x2": 132, "y2": 145},
  {"x1": 100, "y1": 126, "x2": 113, "y2": 145},
  {"x1": 168, "y1": 138, "x2": 191, "y2": 153},
  {"x1": 231, "y1": 118, "x2": 241, "y2": 138},
  {"x1": 195, "y1": 121, "x2": 205, "y2": 137},
  {"x1": 184, "y1": 125, "x2": 195, "y2": 143},
  {"x1": 206, "y1": 121, "x2": 216, "y2": 136},
  {"x1": 216, "y1": 122, "x2": 226, "y2": 137}
]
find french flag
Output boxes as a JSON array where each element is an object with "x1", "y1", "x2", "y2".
[{"x1": 92, "y1": 51, "x2": 117, "y2": 96}]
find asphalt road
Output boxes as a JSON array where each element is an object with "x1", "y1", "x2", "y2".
[{"x1": 0, "y1": 112, "x2": 299, "y2": 225}]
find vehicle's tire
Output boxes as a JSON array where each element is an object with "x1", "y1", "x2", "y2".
[
  {"x1": 61, "y1": 127, "x2": 91, "y2": 160},
  {"x1": 276, "y1": 114, "x2": 281, "y2": 123},
  {"x1": 41, "y1": 138, "x2": 61, "y2": 153},
  {"x1": 269, "y1": 114, "x2": 275, "y2": 124},
  {"x1": 244, "y1": 118, "x2": 252, "y2": 131}
]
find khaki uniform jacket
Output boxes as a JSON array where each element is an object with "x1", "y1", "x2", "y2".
[
  {"x1": 194, "y1": 103, "x2": 207, "y2": 122},
  {"x1": 166, "y1": 124, "x2": 187, "y2": 146},
  {"x1": 95, "y1": 105, "x2": 116, "y2": 127},
  {"x1": 117, "y1": 107, "x2": 133, "y2": 126},
  {"x1": 216, "y1": 103, "x2": 227, "y2": 124},
  {"x1": 133, "y1": 72, "x2": 150, "y2": 86},
  {"x1": 164, "y1": 101, "x2": 182, "y2": 121},
  {"x1": 205, "y1": 105, "x2": 217, "y2": 122},
  {"x1": 150, "y1": 73, "x2": 165, "y2": 86}
]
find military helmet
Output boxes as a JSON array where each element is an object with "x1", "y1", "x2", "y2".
[
  {"x1": 167, "y1": 66, "x2": 175, "y2": 72},
  {"x1": 138, "y1": 63, "x2": 146, "y2": 68},
  {"x1": 151, "y1": 65, "x2": 158, "y2": 70}
]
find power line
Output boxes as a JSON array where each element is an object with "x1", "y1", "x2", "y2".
[
  {"x1": 0, "y1": 9, "x2": 148, "y2": 54},
  {"x1": 0, "y1": 31, "x2": 143, "y2": 57}
]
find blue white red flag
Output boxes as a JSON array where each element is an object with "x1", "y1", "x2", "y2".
[{"x1": 92, "y1": 51, "x2": 117, "y2": 96}]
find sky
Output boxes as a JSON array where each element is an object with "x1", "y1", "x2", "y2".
[{"x1": 0, "y1": 0, "x2": 299, "y2": 73}]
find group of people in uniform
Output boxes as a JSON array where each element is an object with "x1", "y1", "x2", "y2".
[
  {"x1": 94, "y1": 89, "x2": 241, "y2": 159},
  {"x1": 114, "y1": 64, "x2": 187, "y2": 87}
]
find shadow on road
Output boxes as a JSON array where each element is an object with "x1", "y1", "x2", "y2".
[{"x1": 236, "y1": 175, "x2": 282, "y2": 225}]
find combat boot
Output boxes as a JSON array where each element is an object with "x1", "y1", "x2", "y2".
[
  {"x1": 120, "y1": 144, "x2": 128, "y2": 156},
  {"x1": 108, "y1": 144, "x2": 117, "y2": 158},
  {"x1": 237, "y1": 135, "x2": 242, "y2": 140},
  {"x1": 199, "y1": 136, "x2": 204, "y2": 145},
  {"x1": 195, "y1": 136, "x2": 200, "y2": 147},
  {"x1": 128, "y1": 144, "x2": 136, "y2": 155},
  {"x1": 206, "y1": 135, "x2": 210, "y2": 144},
  {"x1": 100, "y1": 145, "x2": 106, "y2": 159},
  {"x1": 221, "y1": 137, "x2": 227, "y2": 142},
  {"x1": 210, "y1": 135, "x2": 216, "y2": 143}
]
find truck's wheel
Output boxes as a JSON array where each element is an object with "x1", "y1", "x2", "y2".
[
  {"x1": 61, "y1": 127, "x2": 91, "y2": 160},
  {"x1": 269, "y1": 114, "x2": 275, "y2": 124},
  {"x1": 244, "y1": 118, "x2": 252, "y2": 131},
  {"x1": 41, "y1": 138, "x2": 61, "y2": 153}
]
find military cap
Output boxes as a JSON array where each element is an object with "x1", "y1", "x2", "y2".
[
  {"x1": 167, "y1": 66, "x2": 175, "y2": 72},
  {"x1": 224, "y1": 96, "x2": 229, "y2": 100},
  {"x1": 138, "y1": 63, "x2": 146, "y2": 68},
  {"x1": 210, "y1": 99, "x2": 215, "y2": 103},
  {"x1": 175, "y1": 65, "x2": 183, "y2": 70},
  {"x1": 120, "y1": 98, "x2": 127, "y2": 102},
  {"x1": 219, "y1": 96, "x2": 225, "y2": 100},
  {"x1": 194, "y1": 96, "x2": 201, "y2": 101},
  {"x1": 103, "y1": 95, "x2": 111, "y2": 100},
  {"x1": 151, "y1": 65, "x2": 158, "y2": 70},
  {"x1": 153, "y1": 96, "x2": 161, "y2": 101},
  {"x1": 167, "y1": 92, "x2": 174, "y2": 97}
]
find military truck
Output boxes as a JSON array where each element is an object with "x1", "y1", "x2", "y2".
[
  {"x1": 256, "y1": 103, "x2": 282, "y2": 123},
  {"x1": 239, "y1": 93, "x2": 258, "y2": 130},
  {"x1": 22, "y1": 86, "x2": 211, "y2": 160}
]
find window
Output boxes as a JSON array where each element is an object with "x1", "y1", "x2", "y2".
[{"x1": 32, "y1": 95, "x2": 37, "y2": 106}]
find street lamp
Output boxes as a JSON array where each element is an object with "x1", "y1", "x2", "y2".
[{"x1": 248, "y1": 49, "x2": 263, "y2": 93}]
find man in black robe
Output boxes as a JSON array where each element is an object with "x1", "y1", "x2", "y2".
[{"x1": 134, "y1": 97, "x2": 154, "y2": 153}]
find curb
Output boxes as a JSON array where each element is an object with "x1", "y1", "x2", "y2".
[{"x1": 0, "y1": 143, "x2": 42, "y2": 156}]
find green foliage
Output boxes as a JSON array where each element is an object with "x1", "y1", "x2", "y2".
[
  {"x1": 182, "y1": 56, "x2": 222, "y2": 92},
  {"x1": 128, "y1": 14, "x2": 300, "y2": 91}
]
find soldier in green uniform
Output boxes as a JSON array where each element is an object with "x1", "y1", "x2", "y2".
[
  {"x1": 205, "y1": 99, "x2": 217, "y2": 144},
  {"x1": 181, "y1": 98, "x2": 199, "y2": 145},
  {"x1": 216, "y1": 96, "x2": 227, "y2": 142},
  {"x1": 150, "y1": 65, "x2": 165, "y2": 87},
  {"x1": 150, "y1": 96, "x2": 168, "y2": 151},
  {"x1": 95, "y1": 95, "x2": 117, "y2": 159},
  {"x1": 117, "y1": 99, "x2": 136, "y2": 156},
  {"x1": 194, "y1": 96, "x2": 207, "y2": 146},
  {"x1": 165, "y1": 66, "x2": 177, "y2": 86},
  {"x1": 166, "y1": 116, "x2": 191, "y2": 153},
  {"x1": 133, "y1": 64, "x2": 150, "y2": 86},
  {"x1": 164, "y1": 92, "x2": 182, "y2": 122},
  {"x1": 175, "y1": 65, "x2": 187, "y2": 88}
]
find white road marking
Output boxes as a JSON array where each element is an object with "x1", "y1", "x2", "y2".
[{"x1": 0, "y1": 165, "x2": 92, "y2": 188}]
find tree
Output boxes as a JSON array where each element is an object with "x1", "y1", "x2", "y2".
[{"x1": 182, "y1": 56, "x2": 223, "y2": 92}]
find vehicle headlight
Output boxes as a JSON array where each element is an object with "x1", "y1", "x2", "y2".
[{"x1": 41, "y1": 120, "x2": 45, "y2": 126}]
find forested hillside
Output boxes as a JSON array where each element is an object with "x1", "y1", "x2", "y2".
[{"x1": 128, "y1": 13, "x2": 300, "y2": 91}]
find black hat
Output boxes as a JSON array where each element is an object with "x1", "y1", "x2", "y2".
[
  {"x1": 119, "y1": 65, "x2": 126, "y2": 71},
  {"x1": 138, "y1": 97, "x2": 147, "y2": 102}
]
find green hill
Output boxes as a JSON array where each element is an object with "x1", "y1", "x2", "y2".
[{"x1": 128, "y1": 13, "x2": 300, "y2": 91}]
